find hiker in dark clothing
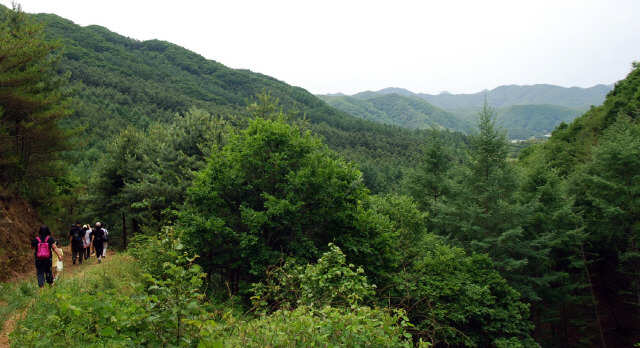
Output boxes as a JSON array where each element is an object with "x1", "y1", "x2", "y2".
[
  {"x1": 69, "y1": 221, "x2": 84, "y2": 265},
  {"x1": 91, "y1": 222, "x2": 106, "y2": 263},
  {"x1": 32, "y1": 225, "x2": 63, "y2": 288}
]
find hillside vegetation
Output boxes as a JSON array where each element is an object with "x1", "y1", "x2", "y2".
[
  {"x1": 1, "y1": 4, "x2": 639, "y2": 347},
  {"x1": 321, "y1": 85, "x2": 607, "y2": 139},
  {"x1": 318, "y1": 93, "x2": 474, "y2": 132},
  {"x1": 37, "y1": 12, "x2": 433, "y2": 191},
  {"x1": 355, "y1": 84, "x2": 612, "y2": 109}
]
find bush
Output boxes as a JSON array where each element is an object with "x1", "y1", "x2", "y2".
[
  {"x1": 10, "y1": 244, "x2": 221, "y2": 347},
  {"x1": 251, "y1": 243, "x2": 375, "y2": 310},
  {"x1": 387, "y1": 235, "x2": 539, "y2": 347},
  {"x1": 225, "y1": 305, "x2": 419, "y2": 347}
]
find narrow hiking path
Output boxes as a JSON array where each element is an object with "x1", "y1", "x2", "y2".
[{"x1": 0, "y1": 245, "x2": 116, "y2": 348}]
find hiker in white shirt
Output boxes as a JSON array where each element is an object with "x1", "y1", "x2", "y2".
[{"x1": 102, "y1": 227, "x2": 109, "y2": 258}]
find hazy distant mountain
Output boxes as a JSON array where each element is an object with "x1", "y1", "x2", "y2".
[
  {"x1": 348, "y1": 84, "x2": 612, "y2": 109},
  {"x1": 320, "y1": 84, "x2": 612, "y2": 138},
  {"x1": 353, "y1": 88, "x2": 416, "y2": 99},
  {"x1": 420, "y1": 84, "x2": 612, "y2": 109},
  {"x1": 318, "y1": 93, "x2": 474, "y2": 132},
  {"x1": 497, "y1": 104, "x2": 586, "y2": 139}
]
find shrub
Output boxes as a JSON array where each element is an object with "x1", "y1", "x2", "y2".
[
  {"x1": 225, "y1": 305, "x2": 419, "y2": 347},
  {"x1": 251, "y1": 243, "x2": 375, "y2": 310}
]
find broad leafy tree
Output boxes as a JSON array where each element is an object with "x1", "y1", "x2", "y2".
[
  {"x1": 387, "y1": 234, "x2": 538, "y2": 347},
  {"x1": 179, "y1": 98, "x2": 383, "y2": 291}
]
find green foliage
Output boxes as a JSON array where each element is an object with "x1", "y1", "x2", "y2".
[
  {"x1": 133, "y1": 240, "x2": 210, "y2": 346},
  {"x1": 534, "y1": 63, "x2": 640, "y2": 176},
  {"x1": 180, "y1": 103, "x2": 377, "y2": 289},
  {"x1": 34, "y1": 11, "x2": 432, "y2": 198},
  {"x1": 6, "y1": 4, "x2": 639, "y2": 346},
  {"x1": 128, "y1": 227, "x2": 191, "y2": 280},
  {"x1": 225, "y1": 305, "x2": 418, "y2": 348},
  {"x1": 386, "y1": 235, "x2": 537, "y2": 347},
  {"x1": 85, "y1": 107, "x2": 229, "y2": 239},
  {"x1": 0, "y1": 281, "x2": 38, "y2": 329},
  {"x1": 323, "y1": 86, "x2": 608, "y2": 139},
  {"x1": 497, "y1": 104, "x2": 586, "y2": 139},
  {"x1": 512, "y1": 63, "x2": 640, "y2": 346},
  {"x1": 570, "y1": 116, "x2": 640, "y2": 248},
  {"x1": 568, "y1": 116, "x2": 640, "y2": 330},
  {"x1": 400, "y1": 129, "x2": 452, "y2": 216},
  {"x1": 0, "y1": 4, "x2": 77, "y2": 202},
  {"x1": 432, "y1": 102, "x2": 547, "y2": 296},
  {"x1": 251, "y1": 243, "x2": 376, "y2": 309},
  {"x1": 320, "y1": 93, "x2": 473, "y2": 132},
  {"x1": 10, "y1": 254, "x2": 144, "y2": 346},
  {"x1": 11, "y1": 234, "x2": 220, "y2": 347}
]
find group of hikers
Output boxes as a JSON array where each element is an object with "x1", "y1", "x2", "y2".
[
  {"x1": 31, "y1": 221, "x2": 110, "y2": 289},
  {"x1": 68, "y1": 221, "x2": 109, "y2": 265}
]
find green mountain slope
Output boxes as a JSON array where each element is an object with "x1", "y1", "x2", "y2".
[
  {"x1": 496, "y1": 104, "x2": 586, "y2": 139},
  {"x1": 450, "y1": 104, "x2": 587, "y2": 139},
  {"x1": 349, "y1": 84, "x2": 612, "y2": 109},
  {"x1": 324, "y1": 85, "x2": 606, "y2": 138},
  {"x1": 533, "y1": 63, "x2": 640, "y2": 174},
  {"x1": 32, "y1": 12, "x2": 432, "y2": 181},
  {"x1": 319, "y1": 94, "x2": 474, "y2": 132}
]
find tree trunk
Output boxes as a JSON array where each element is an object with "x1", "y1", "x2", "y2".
[
  {"x1": 122, "y1": 211, "x2": 127, "y2": 249},
  {"x1": 581, "y1": 243, "x2": 607, "y2": 347}
]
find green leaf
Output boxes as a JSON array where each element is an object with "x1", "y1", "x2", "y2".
[{"x1": 100, "y1": 326, "x2": 117, "y2": 337}]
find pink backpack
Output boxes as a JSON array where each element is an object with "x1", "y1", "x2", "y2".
[{"x1": 36, "y1": 236, "x2": 51, "y2": 260}]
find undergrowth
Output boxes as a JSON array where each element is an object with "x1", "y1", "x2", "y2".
[
  {"x1": 0, "y1": 281, "x2": 38, "y2": 329},
  {"x1": 5, "y1": 229, "x2": 417, "y2": 347}
]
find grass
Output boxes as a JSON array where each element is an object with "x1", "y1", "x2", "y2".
[
  {"x1": 1, "y1": 253, "x2": 141, "y2": 347},
  {"x1": 0, "y1": 281, "x2": 38, "y2": 328}
]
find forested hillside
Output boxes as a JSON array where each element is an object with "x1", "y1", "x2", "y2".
[
  {"x1": 317, "y1": 93, "x2": 474, "y2": 132},
  {"x1": 455, "y1": 103, "x2": 587, "y2": 139},
  {"x1": 321, "y1": 85, "x2": 607, "y2": 139},
  {"x1": 2, "y1": 3, "x2": 639, "y2": 347},
  {"x1": 354, "y1": 84, "x2": 612, "y2": 109},
  {"x1": 36, "y1": 12, "x2": 436, "y2": 193}
]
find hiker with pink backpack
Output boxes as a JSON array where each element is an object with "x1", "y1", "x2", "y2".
[{"x1": 32, "y1": 225, "x2": 63, "y2": 289}]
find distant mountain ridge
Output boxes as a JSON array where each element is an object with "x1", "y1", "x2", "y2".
[
  {"x1": 320, "y1": 84, "x2": 613, "y2": 138},
  {"x1": 347, "y1": 84, "x2": 613, "y2": 109},
  {"x1": 317, "y1": 93, "x2": 474, "y2": 132}
]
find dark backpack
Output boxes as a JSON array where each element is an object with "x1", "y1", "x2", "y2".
[
  {"x1": 36, "y1": 236, "x2": 51, "y2": 260},
  {"x1": 71, "y1": 226, "x2": 83, "y2": 245},
  {"x1": 93, "y1": 228, "x2": 104, "y2": 243}
]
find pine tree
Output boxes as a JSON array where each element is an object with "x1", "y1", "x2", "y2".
[
  {"x1": 402, "y1": 129, "x2": 451, "y2": 216},
  {"x1": 0, "y1": 4, "x2": 74, "y2": 192},
  {"x1": 434, "y1": 100, "x2": 551, "y2": 302},
  {"x1": 518, "y1": 147, "x2": 589, "y2": 345},
  {"x1": 569, "y1": 116, "x2": 640, "y2": 344}
]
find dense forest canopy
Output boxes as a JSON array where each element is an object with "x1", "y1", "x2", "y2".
[
  {"x1": 35, "y1": 11, "x2": 434, "y2": 190},
  {"x1": 1, "y1": 3, "x2": 639, "y2": 347}
]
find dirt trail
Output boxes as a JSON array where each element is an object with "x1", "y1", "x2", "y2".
[{"x1": 0, "y1": 245, "x2": 115, "y2": 348}]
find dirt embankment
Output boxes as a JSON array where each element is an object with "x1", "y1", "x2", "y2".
[{"x1": 0, "y1": 190, "x2": 42, "y2": 283}]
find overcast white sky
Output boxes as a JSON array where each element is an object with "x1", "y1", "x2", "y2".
[{"x1": 2, "y1": 0, "x2": 639, "y2": 95}]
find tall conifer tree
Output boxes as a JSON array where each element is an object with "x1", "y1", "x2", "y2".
[
  {"x1": 434, "y1": 100, "x2": 551, "y2": 302},
  {"x1": 0, "y1": 4, "x2": 73, "y2": 192}
]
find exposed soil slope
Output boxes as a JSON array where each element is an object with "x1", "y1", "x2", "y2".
[{"x1": 0, "y1": 191, "x2": 41, "y2": 283}]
